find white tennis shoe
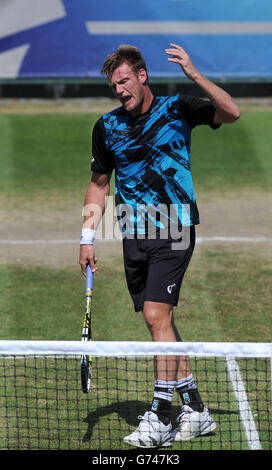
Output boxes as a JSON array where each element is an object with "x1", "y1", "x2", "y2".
[
  {"x1": 123, "y1": 411, "x2": 173, "y2": 448},
  {"x1": 171, "y1": 405, "x2": 216, "y2": 441}
]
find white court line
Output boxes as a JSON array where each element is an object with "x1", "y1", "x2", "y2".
[
  {"x1": 0, "y1": 237, "x2": 272, "y2": 245},
  {"x1": 0, "y1": 239, "x2": 78, "y2": 245},
  {"x1": 196, "y1": 236, "x2": 272, "y2": 244},
  {"x1": 226, "y1": 357, "x2": 262, "y2": 450}
]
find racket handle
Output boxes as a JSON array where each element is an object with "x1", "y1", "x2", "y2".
[{"x1": 86, "y1": 264, "x2": 94, "y2": 291}]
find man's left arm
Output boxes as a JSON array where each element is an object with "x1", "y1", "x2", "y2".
[{"x1": 165, "y1": 43, "x2": 240, "y2": 124}]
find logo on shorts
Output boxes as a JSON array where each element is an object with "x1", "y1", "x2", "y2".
[{"x1": 167, "y1": 283, "x2": 176, "y2": 294}]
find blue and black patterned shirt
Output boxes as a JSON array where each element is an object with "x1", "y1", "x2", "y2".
[{"x1": 91, "y1": 93, "x2": 220, "y2": 236}]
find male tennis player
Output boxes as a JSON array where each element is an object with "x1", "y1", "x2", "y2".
[{"x1": 79, "y1": 43, "x2": 240, "y2": 448}]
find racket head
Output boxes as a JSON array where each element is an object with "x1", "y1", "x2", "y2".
[{"x1": 81, "y1": 354, "x2": 92, "y2": 393}]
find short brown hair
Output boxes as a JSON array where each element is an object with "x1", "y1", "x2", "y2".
[{"x1": 101, "y1": 44, "x2": 148, "y2": 81}]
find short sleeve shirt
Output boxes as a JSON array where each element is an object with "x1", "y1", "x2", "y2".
[{"x1": 91, "y1": 93, "x2": 220, "y2": 235}]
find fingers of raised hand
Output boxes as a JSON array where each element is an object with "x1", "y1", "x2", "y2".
[{"x1": 165, "y1": 43, "x2": 187, "y2": 60}]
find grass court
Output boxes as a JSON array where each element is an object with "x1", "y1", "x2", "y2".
[{"x1": 0, "y1": 98, "x2": 271, "y2": 450}]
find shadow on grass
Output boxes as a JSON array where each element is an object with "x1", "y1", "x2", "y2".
[
  {"x1": 82, "y1": 400, "x2": 150, "y2": 443},
  {"x1": 82, "y1": 400, "x2": 237, "y2": 444}
]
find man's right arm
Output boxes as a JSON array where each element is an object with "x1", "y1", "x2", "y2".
[
  {"x1": 79, "y1": 171, "x2": 112, "y2": 276},
  {"x1": 165, "y1": 43, "x2": 240, "y2": 124}
]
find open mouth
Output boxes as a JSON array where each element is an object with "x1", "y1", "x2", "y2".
[{"x1": 122, "y1": 95, "x2": 133, "y2": 105}]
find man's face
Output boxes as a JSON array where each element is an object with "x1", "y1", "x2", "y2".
[{"x1": 109, "y1": 62, "x2": 147, "y2": 116}]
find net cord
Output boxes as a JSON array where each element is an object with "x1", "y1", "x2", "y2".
[{"x1": 0, "y1": 340, "x2": 271, "y2": 358}]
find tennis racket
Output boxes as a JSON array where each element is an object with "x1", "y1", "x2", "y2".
[{"x1": 81, "y1": 264, "x2": 93, "y2": 393}]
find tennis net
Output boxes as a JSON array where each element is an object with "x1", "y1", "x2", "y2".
[{"x1": 0, "y1": 340, "x2": 271, "y2": 450}]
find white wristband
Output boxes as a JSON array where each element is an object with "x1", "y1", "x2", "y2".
[{"x1": 80, "y1": 228, "x2": 96, "y2": 245}]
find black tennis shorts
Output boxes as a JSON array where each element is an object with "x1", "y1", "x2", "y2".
[{"x1": 122, "y1": 226, "x2": 195, "y2": 312}]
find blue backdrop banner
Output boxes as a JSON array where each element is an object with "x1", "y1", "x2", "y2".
[{"x1": 0, "y1": 0, "x2": 272, "y2": 79}]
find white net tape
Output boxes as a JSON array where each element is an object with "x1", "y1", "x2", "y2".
[{"x1": 0, "y1": 340, "x2": 271, "y2": 357}]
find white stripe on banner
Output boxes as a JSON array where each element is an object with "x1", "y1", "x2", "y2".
[
  {"x1": 86, "y1": 21, "x2": 272, "y2": 35},
  {"x1": 226, "y1": 357, "x2": 262, "y2": 450},
  {"x1": 0, "y1": 0, "x2": 66, "y2": 40},
  {"x1": 0, "y1": 44, "x2": 30, "y2": 79}
]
